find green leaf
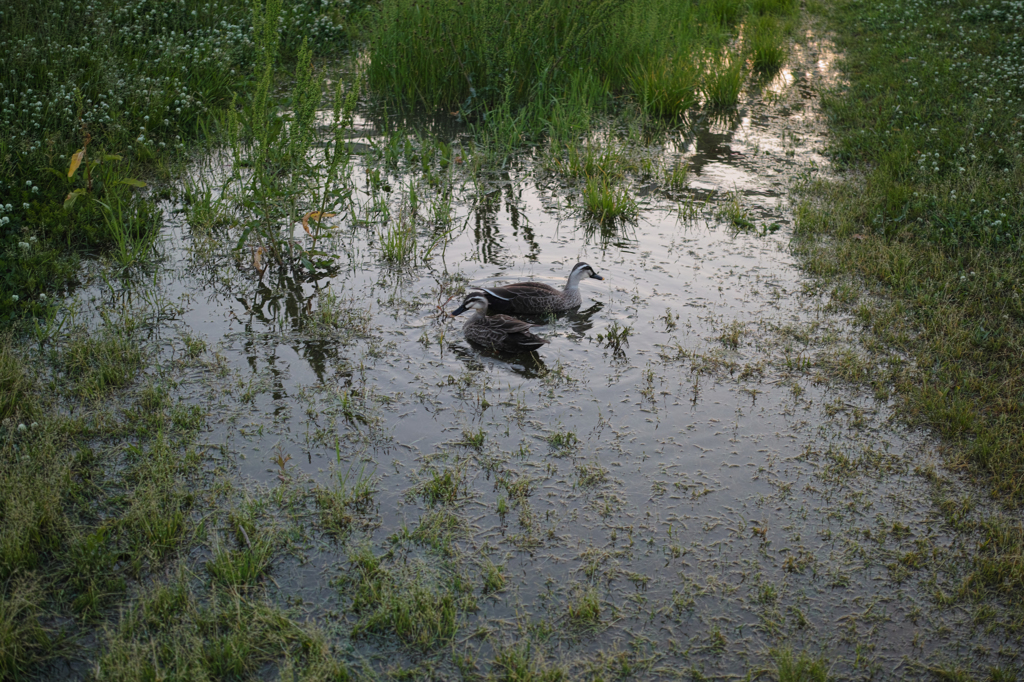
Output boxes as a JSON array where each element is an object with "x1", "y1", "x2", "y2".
[
  {"x1": 234, "y1": 224, "x2": 254, "y2": 251},
  {"x1": 115, "y1": 178, "x2": 146, "y2": 188},
  {"x1": 63, "y1": 188, "x2": 86, "y2": 210}
]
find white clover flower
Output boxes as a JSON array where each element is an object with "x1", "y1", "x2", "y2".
[
  {"x1": 39, "y1": 293, "x2": 46, "y2": 301},
  {"x1": 18, "y1": 423, "x2": 27, "y2": 432},
  {"x1": 18, "y1": 241, "x2": 29, "y2": 250},
  {"x1": 22, "y1": 203, "x2": 29, "y2": 210}
]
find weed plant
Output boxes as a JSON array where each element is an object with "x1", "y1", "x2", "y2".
[{"x1": 702, "y1": 51, "x2": 746, "y2": 110}]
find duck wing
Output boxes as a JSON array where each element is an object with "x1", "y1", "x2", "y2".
[
  {"x1": 486, "y1": 314, "x2": 542, "y2": 335},
  {"x1": 473, "y1": 282, "x2": 560, "y2": 314}
]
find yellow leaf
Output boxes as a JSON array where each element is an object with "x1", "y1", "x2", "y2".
[
  {"x1": 68, "y1": 149, "x2": 85, "y2": 179},
  {"x1": 302, "y1": 211, "x2": 337, "y2": 234},
  {"x1": 253, "y1": 247, "x2": 265, "y2": 276}
]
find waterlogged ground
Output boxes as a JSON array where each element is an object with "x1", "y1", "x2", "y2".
[{"x1": 68, "y1": 35, "x2": 1023, "y2": 679}]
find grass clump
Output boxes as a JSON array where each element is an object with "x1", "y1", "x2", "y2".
[
  {"x1": 747, "y1": 15, "x2": 788, "y2": 75},
  {"x1": 566, "y1": 585, "x2": 602, "y2": 626},
  {"x1": 492, "y1": 640, "x2": 566, "y2": 682},
  {"x1": 315, "y1": 464, "x2": 379, "y2": 536},
  {"x1": 769, "y1": 647, "x2": 830, "y2": 682},
  {"x1": 0, "y1": 336, "x2": 35, "y2": 419},
  {"x1": 206, "y1": 535, "x2": 275, "y2": 586},
  {"x1": 701, "y1": 51, "x2": 746, "y2": 110},
  {"x1": 347, "y1": 550, "x2": 477, "y2": 651},
  {"x1": 582, "y1": 177, "x2": 639, "y2": 225}
]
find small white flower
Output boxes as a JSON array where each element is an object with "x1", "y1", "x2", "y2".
[
  {"x1": 11, "y1": 295, "x2": 18, "y2": 302},
  {"x1": 18, "y1": 423, "x2": 27, "y2": 432},
  {"x1": 25, "y1": 180, "x2": 32, "y2": 186},
  {"x1": 18, "y1": 241, "x2": 29, "y2": 250},
  {"x1": 39, "y1": 293, "x2": 46, "y2": 301},
  {"x1": 22, "y1": 203, "x2": 29, "y2": 210}
]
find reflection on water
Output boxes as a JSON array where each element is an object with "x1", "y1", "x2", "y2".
[{"x1": 70, "y1": 34, "x2": 1023, "y2": 679}]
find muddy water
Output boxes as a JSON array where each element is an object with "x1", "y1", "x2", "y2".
[{"x1": 81, "y1": 35, "x2": 1021, "y2": 678}]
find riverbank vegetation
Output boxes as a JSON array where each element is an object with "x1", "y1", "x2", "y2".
[{"x1": 798, "y1": 0, "x2": 1024, "y2": 623}]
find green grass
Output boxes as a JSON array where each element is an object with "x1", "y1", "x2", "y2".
[
  {"x1": 770, "y1": 647, "x2": 830, "y2": 682},
  {"x1": 0, "y1": 0, "x2": 363, "y2": 322},
  {"x1": 582, "y1": 176, "x2": 638, "y2": 225},
  {"x1": 347, "y1": 551, "x2": 477, "y2": 651},
  {"x1": 747, "y1": 15, "x2": 788, "y2": 75},
  {"x1": 794, "y1": 0, "x2": 1024, "y2": 637},
  {"x1": 799, "y1": 0, "x2": 1024, "y2": 504},
  {"x1": 366, "y1": 0, "x2": 798, "y2": 144},
  {"x1": 701, "y1": 50, "x2": 746, "y2": 110}
]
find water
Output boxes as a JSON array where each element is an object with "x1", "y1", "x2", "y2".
[{"x1": 75, "y1": 33, "x2": 1023, "y2": 679}]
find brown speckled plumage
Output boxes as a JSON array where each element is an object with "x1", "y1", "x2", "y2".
[{"x1": 450, "y1": 295, "x2": 549, "y2": 353}]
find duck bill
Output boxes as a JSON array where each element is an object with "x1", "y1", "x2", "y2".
[
  {"x1": 590, "y1": 273, "x2": 604, "y2": 281},
  {"x1": 450, "y1": 303, "x2": 469, "y2": 317}
]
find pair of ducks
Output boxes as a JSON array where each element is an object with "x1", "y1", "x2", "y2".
[{"x1": 450, "y1": 262, "x2": 603, "y2": 353}]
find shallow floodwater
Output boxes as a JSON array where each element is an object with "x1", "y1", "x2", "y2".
[{"x1": 77, "y1": 35, "x2": 1022, "y2": 679}]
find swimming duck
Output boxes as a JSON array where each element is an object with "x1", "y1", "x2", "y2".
[
  {"x1": 450, "y1": 294, "x2": 549, "y2": 353},
  {"x1": 471, "y1": 262, "x2": 603, "y2": 315}
]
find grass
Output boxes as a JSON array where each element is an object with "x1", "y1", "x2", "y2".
[
  {"x1": 582, "y1": 176, "x2": 639, "y2": 225},
  {"x1": 747, "y1": 15, "x2": 788, "y2": 75},
  {"x1": 702, "y1": 50, "x2": 746, "y2": 110},
  {"x1": 347, "y1": 550, "x2": 476, "y2": 652},
  {"x1": 798, "y1": 0, "x2": 1024, "y2": 505},
  {"x1": 770, "y1": 648, "x2": 830, "y2": 682},
  {"x1": 367, "y1": 0, "x2": 798, "y2": 148},
  {"x1": 0, "y1": 0, "x2": 364, "y2": 321},
  {"x1": 792, "y1": 0, "x2": 1024, "y2": 645}
]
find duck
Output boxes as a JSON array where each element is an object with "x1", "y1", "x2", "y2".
[
  {"x1": 450, "y1": 294, "x2": 549, "y2": 353},
  {"x1": 471, "y1": 262, "x2": 603, "y2": 315}
]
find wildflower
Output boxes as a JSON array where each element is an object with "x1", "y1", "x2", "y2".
[
  {"x1": 18, "y1": 241, "x2": 29, "y2": 250},
  {"x1": 22, "y1": 203, "x2": 29, "y2": 210},
  {"x1": 11, "y1": 295, "x2": 18, "y2": 301},
  {"x1": 39, "y1": 293, "x2": 46, "y2": 301},
  {"x1": 18, "y1": 423, "x2": 27, "y2": 432}
]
